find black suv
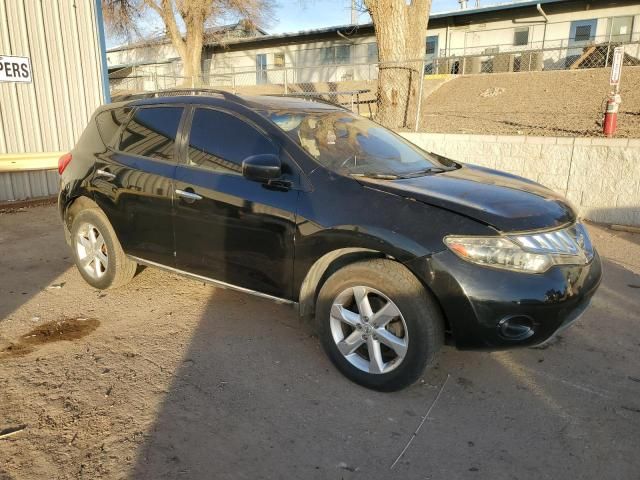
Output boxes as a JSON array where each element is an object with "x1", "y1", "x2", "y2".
[{"x1": 58, "y1": 90, "x2": 601, "y2": 391}]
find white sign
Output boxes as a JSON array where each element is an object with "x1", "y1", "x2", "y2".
[
  {"x1": 0, "y1": 55, "x2": 32, "y2": 83},
  {"x1": 610, "y1": 46, "x2": 624, "y2": 86}
]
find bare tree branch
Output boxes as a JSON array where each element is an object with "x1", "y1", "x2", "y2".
[{"x1": 102, "y1": 0, "x2": 273, "y2": 83}]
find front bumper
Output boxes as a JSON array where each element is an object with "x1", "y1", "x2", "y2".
[{"x1": 406, "y1": 249, "x2": 602, "y2": 350}]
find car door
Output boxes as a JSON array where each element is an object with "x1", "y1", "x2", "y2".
[
  {"x1": 92, "y1": 105, "x2": 185, "y2": 266},
  {"x1": 172, "y1": 106, "x2": 299, "y2": 299}
]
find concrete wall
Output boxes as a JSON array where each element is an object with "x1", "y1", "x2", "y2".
[
  {"x1": 3, "y1": 130, "x2": 637, "y2": 229},
  {"x1": 401, "y1": 133, "x2": 640, "y2": 227}
]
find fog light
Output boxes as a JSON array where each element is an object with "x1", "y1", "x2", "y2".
[{"x1": 498, "y1": 315, "x2": 535, "y2": 340}]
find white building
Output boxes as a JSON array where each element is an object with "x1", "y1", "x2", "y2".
[{"x1": 107, "y1": 0, "x2": 640, "y2": 89}]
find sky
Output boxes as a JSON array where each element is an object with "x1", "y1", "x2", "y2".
[
  {"x1": 269, "y1": 0, "x2": 478, "y2": 34},
  {"x1": 105, "y1": 0, "x2": 517, "y2": 47}
]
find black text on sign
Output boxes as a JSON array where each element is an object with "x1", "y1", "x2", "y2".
[{"x1": 0, "y1": 55, "x2": 32, "y2": 83}]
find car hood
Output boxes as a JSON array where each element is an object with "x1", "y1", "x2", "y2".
[{"x1": 357, "y1": 164, "x2": 576, "y2": 232}]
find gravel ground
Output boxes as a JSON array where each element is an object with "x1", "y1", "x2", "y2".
[
  {"x1": 1, "y1": 205, "x2": 639, "y2": 479},
  {"x1": 422, "y1": 67, "x2": 640, "y2": 137}
]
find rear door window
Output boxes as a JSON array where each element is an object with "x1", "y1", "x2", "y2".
[
  {"x1": 119, "y1": 106, "x2": 184, "y2": 162},
  {"x1": 186, "y1": 108, "x2": 277, "y2": 175}
]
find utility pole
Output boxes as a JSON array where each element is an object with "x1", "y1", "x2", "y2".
[{"x1": 351, "y1": 0, "x2": 358, "y2": 24}]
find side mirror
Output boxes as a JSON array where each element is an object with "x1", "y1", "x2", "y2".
[{"x1": 242, "y1": 154, "x2": 282, "y2": 183}]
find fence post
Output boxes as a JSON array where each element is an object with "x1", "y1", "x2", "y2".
[
  {"x1": 231, "y1": 67, "x2": 236, "y2": 94},
  {"x1": 284, "y1": 67, "x2": 288, "y2": 94},
  {"x1": 414, "y1": 60, "x2": 426, "y2": 132}
]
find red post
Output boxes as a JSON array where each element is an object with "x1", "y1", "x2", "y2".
[{"x1": 603, "y1": 93, "x2": 621, "y2": 138}]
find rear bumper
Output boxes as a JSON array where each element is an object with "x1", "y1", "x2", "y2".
[{"x1": 406, "y1": 249, "x2": 602, "y2": 350}]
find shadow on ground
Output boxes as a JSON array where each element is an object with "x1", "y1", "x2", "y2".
[
  {"x1": 0, "y1": 207, "x2": 72, "y2": 342},
  {"x1": 131, "y1": 257, "x2": 640, "y2": 480}
]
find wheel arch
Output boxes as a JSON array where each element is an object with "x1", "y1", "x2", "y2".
[
  {"x1": 297, "y1": 248, "x2": 387, "y2": 320},
  {"x1": 297, "y1": 247, "x2": 452, "y2": 339},
  {"x1": 61, "y1": 195, "x2": 102, "y2": 245}
]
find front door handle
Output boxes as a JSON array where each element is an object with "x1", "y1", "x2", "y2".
[
  {"x1": 175, "y1": 189, "x2": 203, "y2": 202},
  {"x1": 95, "y1": 169, "x2": 116, "y2": 180}
]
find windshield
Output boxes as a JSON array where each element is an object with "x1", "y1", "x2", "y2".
[{"x1": 259, "y1": 109, "x2": 456, "y2": 178}]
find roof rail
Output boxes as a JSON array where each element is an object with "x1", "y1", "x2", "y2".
[
  {"x1": 118, "y1": 88, "x2": 248, "y2": 105},
  {"x1": 267, "y1": 93, "x2": 350, "y2": 111}
]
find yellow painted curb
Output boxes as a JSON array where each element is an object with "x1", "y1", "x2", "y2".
[{"x1": 0, "y1": 152, "x2": 63, "y2": 173}]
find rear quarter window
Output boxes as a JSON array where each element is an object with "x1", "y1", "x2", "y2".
[{"x1": 95, "y1": 107, "x2": 131, "y2": 147}]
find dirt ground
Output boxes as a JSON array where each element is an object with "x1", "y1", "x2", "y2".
[
  {"x1": 1, "y1": 205, "x2": 639, "y2": 480},
  {"x1": 422, "y1": 67, "x2": 640, "y2": 137}
]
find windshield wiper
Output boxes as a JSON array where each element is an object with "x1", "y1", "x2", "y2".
[
  {"x1": 350, "y1": 172, "x2": 400, "y2": 180},
  {"x1": 395, "y1": 167, "x2": 449, "y2": 179}
]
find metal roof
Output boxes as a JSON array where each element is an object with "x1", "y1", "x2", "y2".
[
  {"x1": 109, "y1": 0, "x2": 572, "y2": 52},
  {"x1": 205, "y1": 0, "x2": 569, "y2": 48},
  {"x1": 430, "y1": 0, "x2": 565, "y2": 19}
]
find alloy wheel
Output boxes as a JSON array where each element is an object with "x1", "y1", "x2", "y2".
[
  {"x1": 329, "y1": 286, "x2": 408, "y2": 374},
  {"x1": 75, "y1": 222, "x2": 108, "y2": 280}
]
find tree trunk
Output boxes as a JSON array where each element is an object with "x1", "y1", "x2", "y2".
[
  {"x1": 181, "y1": 8, "x2": 206, "y2": 86},
  {"x1": 366, "y1": 0, "x2": 431, "y2": 129},
  {"x1": 146, "y1": 0, "x2": 206, "y2": 87}
]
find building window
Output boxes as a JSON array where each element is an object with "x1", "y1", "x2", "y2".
[
  {"x1": 570, "y1": 19, "x2": 597, "y2": 44},
  {"x1": 367, "y1": 43, "x2": 378, "y2": 63},
  {"x1": 274, "y1": 52, "x2": 285, "y2": 68},
  {"x1": 426, "y1": 36, "x2": 438, "y2": 56},
  {"x1": 513, "y1": 27, "x2": 529, "y2": 46},
  {"x1": 335, "y1": 45, "x2": 351, "y2": 64},
  {"x1": 320, "y1": 47, "x2": 334, "y2": 64},
  {"x1": 607, "y1": 16, "x2": 633, "y2": 42},
  {"x1": 574, "y1": 25, "x2": 592, "y2": 42},
  {"x1": 320, "y1": 45, "x2": 352, "y2": 65}
]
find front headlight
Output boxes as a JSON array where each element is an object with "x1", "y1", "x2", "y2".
[{"x1": 444, "y1": 223, "x2": 594, "y2": 273}]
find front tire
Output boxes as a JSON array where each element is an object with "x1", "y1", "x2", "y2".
[
  {"x1": 316, "y1": 259, "x2": 444, "y2": 391},
  {"x1": 70, "y1": 208, "x2": 137, "y2": 290}
]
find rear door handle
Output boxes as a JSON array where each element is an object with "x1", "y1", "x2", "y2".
[
  {"x1": 95, "y1": 169, "x2": 116, "y2": 180},
  {"x1": 175, "y1": 189, "x2": 203, "y2": 202}
]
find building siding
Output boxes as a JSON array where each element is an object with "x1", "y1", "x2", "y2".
[
  {"x1": 0, "y1": 0, "x2": 106, "y2": 201},
  {"x1": 0, "y1": 170, "x2": 58, "y2": 202}
]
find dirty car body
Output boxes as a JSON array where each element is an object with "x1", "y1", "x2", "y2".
[{"x1": 58, "y1": 91, "x2": 601, "y2": 390}]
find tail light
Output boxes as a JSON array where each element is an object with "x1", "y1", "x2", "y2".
[{"x1": 58, "y1": 153, "x2": 72, "y2": 175}]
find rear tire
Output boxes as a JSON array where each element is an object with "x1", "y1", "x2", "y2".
[
  {"x1": 70, "y1": 208, "x2": 137, "y2": 290},
  {"x1": 316, "y1": 258, "x2": 444, "y2": 391}
]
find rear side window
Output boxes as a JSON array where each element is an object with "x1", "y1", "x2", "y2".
[
  {"x1": 119, "y1": 107, "x2": 183, "y2": 161},
  {"x1": 187, "y1": 108, "x2": 277, "y2": 174},
  {"x1": 96, "y1": 107, "x2": 131, "y2": 147}
]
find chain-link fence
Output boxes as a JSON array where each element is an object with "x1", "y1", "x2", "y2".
[
  {"x1": 433, "y1": 40, "x2": 640, "y2": 75},
  {"x1": 110, "y1": 39, "x2": 640, "y2": 130}
]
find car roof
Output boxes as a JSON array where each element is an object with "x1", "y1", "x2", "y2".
[{"x1": 111, "y1": 90, "x2": 345, "y2": 113}]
